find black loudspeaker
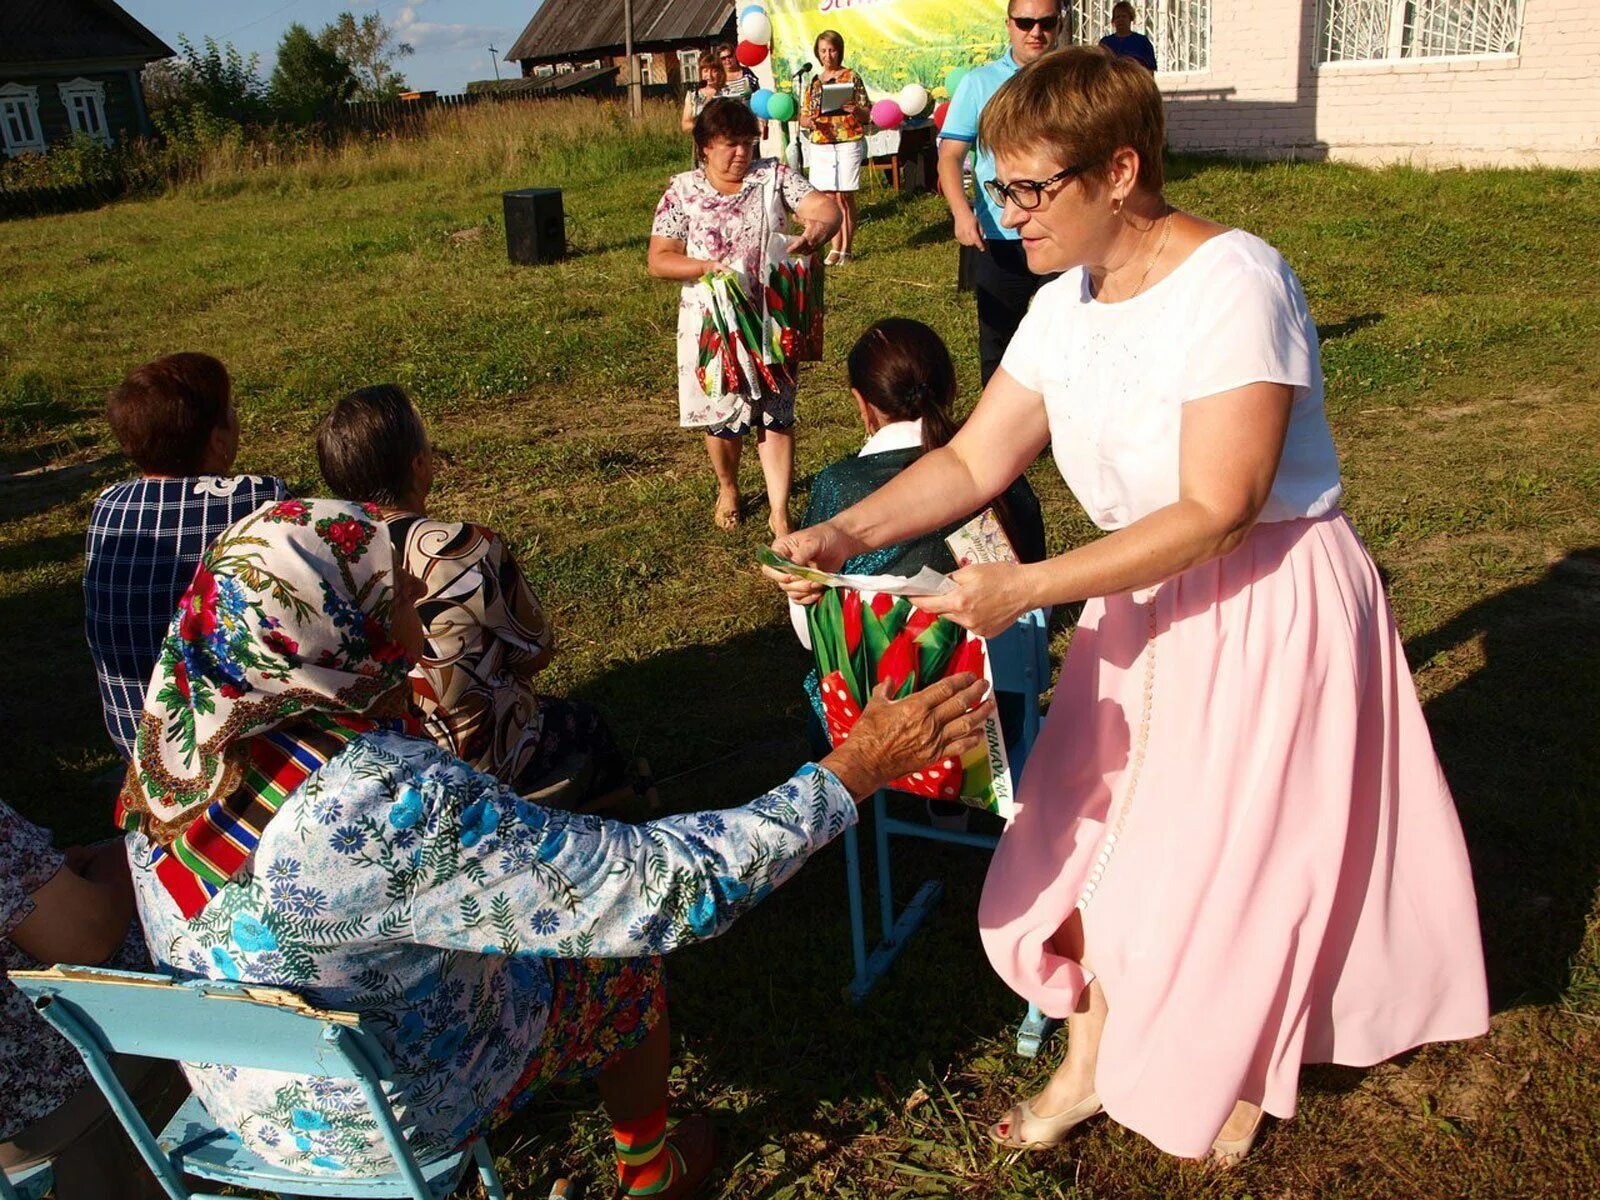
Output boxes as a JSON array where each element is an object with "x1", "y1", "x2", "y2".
[
  {"x1": 503, "y1": 187, "x2": 566, "y2": 265},
  {"x1": 957, "y1": 241, "x2": 981, "y2": 292}
]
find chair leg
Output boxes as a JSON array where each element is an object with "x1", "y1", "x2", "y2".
[
  {"x1": 472, "y1": 1140, "x2": 506, "y2": 1200},
  {"x1": 843, "y1": 821, "x2": 868, "y2": 988},
  {"x1": 873, "y1": 791, "x2": 895, "y2": 942},
  {"x1": 1015, "y1": 1001, "x2": 1059, "y2": 1059}
]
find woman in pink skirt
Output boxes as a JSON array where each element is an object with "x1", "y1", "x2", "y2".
[{"x1": 765, "y1": 47, "x2": 1488, "y2": 1164}]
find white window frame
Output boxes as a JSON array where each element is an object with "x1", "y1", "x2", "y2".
[
  {"x1": 59, "y1": 76, "x2": 111, "y2": 143},
  {"x1": 1074, "y1": 0, "x2": 1212, "y2": 74},
  {"x1": 0, "y1": 83, "x2": 46, "y2": 156},
  {"x1": 1316, "y1": 0, "x2": 1524, "y2": 66},
  {"x1": 678, "y1": 49, "x2": 701, "y2": 82},
  {"x1": 637, "y1": 53, "x2": 655, "y2": 86}
]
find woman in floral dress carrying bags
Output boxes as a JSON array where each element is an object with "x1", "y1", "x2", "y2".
[{"x1": 649, "y1": 98, "x2": 840, "y2": 535}]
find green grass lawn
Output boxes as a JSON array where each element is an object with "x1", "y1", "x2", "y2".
[{"x1": 2, "y1": 100, "x2": 1598, "y2": 1199}]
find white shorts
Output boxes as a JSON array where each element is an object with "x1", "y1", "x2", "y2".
[{"x1": 808, "y1": 140, "x2": 864, "y2": 192}]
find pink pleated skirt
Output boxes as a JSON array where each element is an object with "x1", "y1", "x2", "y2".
[{"x1": 978, "y1": 512, "x2": 1489, "y2": 1158}]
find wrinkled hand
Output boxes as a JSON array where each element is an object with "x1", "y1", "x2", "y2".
[
  {"x1": 954, "y1": 208, "x2": 986, "y2": 250},
  {"x1": 910, "y1": 561, "x2": 1035, "y2": 639},
  {"x1": 760, "y1": 522, "x2": 865, "y2": 604},
  {"x1": 701, "y1": 258, "x2": 738, "y2": 277},
  {"x1": 821, "y1": 674, "x2": 995, "y2": 800}
]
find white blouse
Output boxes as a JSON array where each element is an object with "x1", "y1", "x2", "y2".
[{"x1": 1001, "y1": 229, "x2": 1342, "y2": 531}]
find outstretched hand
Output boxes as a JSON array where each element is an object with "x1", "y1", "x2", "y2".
[
  {"x1": 820, "y1": 673, "x2": 995, "y2": 800},
  {"x1": 760, "y1": 522, "x2": 865, "y2": 604},
  {"x1": 909, "y1": 561, "x2": 1037, "y2": 639}
]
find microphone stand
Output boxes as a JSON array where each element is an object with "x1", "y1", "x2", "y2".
[{"x1": 786, "y1": 63, "x2": 811, "y2": 171}]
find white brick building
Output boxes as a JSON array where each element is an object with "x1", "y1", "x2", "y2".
[{"x1": 1081, "y1": 0, "x2": 1599, "y2": 167}]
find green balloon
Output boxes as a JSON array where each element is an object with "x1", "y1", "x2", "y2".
[
  {"x1": 768, "y1": 92, "x2": 797, "y2": 121},
  {"x1": 944, "y1": 66, "x2": 971, "y2": 94}
]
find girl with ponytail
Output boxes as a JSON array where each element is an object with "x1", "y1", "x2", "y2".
[
  {"x1": 791, "y1": 320, "x2": 1047, "y2": 823},
  {"x1": 795, "y1": 317, "x2": 1046, "y2": 588}
]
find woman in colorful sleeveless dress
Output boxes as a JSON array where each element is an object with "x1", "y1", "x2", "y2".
[{"x1": 766, "y1": 47, "x2": 1488, "y2": 1165}]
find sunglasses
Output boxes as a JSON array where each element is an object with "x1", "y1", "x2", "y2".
[
  {"x1": 1009, "y1": 14, "x2": 1062, "y2": 32},
  {"x1": 983, "y1": 164, "x2": 1086, "y2": 210}
]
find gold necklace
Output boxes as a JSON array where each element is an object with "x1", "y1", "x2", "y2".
[{"x1": 1126, "y1": 210, "x2": 1174, "y2": 299}]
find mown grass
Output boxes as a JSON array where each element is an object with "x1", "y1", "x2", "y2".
[{"x1": 2, "y1": 99, "x2": 1598, "y2": 1199}]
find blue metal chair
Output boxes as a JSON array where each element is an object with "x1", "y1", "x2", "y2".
[
  {"x1": 10, "y1": 966, "x2": 506, "y2": 1200},
  {"x1": 841, "y1": 608, "x2": 1060, "y2": 1056},
  {"x1": 0, "y1": 1161, "x2": 52, "y2": 1200}
]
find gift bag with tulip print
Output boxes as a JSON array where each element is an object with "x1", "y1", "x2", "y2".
[
  {"x1": 694, "y1": 270, "x2": 790, "y2": 403},
  {"x1": 763, "y1": 233, "x2": 824, "y2": 367},
  {"x1": 807, "y1": 587, "x2": 1015, "y2": 819}
]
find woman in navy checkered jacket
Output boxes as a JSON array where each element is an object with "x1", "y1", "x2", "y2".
[{"x1": 83, "y1": 353, "x2": 288, "y2": 758}]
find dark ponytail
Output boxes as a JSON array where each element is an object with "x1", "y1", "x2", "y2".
[
  {"x1": 846, "y1": 318, "x2": 957, "y2": 453},
  {"x1": 845, "y1": 317, "x2": 1026, "y2": 551}
]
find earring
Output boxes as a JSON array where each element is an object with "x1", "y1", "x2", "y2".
[{"x1": 1113, "y1": 195, "x2": 1126, "y2": 216}]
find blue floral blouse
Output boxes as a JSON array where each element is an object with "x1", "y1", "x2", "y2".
[{"x1": 131, "y1": 730, "x2": 855, "y2": 1176}]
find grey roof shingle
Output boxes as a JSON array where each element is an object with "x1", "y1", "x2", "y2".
[
  {"x1": 507, "y1": 0, "x2": 732, "y2": 64},
  {"x1": 0, "y1": 0, "x2": 174, "y2": 66}
]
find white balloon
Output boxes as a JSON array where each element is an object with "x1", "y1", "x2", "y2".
[
  {"x1": 897, "y1": 83, "x2": 930, "y2": 117},
  {"x1": 740, "y1": 12, "x2": 773, "y2": 45}
]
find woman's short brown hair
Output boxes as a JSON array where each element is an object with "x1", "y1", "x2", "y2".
[
  {"x1": 316, "y1": 384, "x2": 428, "y2": 507},
  {"x1": 814, "y1": 29, "x2": 844, "y2": 58},
  {"x1": 693, "y1": 97, "x2": 759, "y2": 156},
  {"x1": 980, "y1": 45, "x2": 1165, "y2": 193},
  {"x1": 106, "y1": 352, "x2": 232, "y2": 476}
]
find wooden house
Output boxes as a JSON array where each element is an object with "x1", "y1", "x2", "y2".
[
  {"x1": 506, "y1": 0, "x2": 735, "y2": 94},
  {"x1": 1, "y1": 0, "x2": 173, "y2": 157}
]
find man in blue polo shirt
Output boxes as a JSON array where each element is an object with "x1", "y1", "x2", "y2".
[{"x1": 937, "y1": 0, "x2": 1062, "y2": 383}]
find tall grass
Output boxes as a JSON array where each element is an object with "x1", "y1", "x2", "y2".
[{"x1": 0, "y1": 97, "x2": 685, "y2": 204}]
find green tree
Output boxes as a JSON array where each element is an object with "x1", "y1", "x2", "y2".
[
  {"x1": 268, "y1": 23, "x2": 357, "y2": 124},
  {"x1": 318, "y1": 11, "x2": 415, "y2": 101},
  {"x1": 151, "y1": 34, "x2": 267, "y2": 125}
]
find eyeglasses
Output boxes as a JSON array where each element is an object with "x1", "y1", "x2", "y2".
[
  {"x1": 983, "y1": 164, "x2": 1085, "y2": 211},
  {"x1": 1009, "y1": 14, "x2": 1062, "y2": 32}
]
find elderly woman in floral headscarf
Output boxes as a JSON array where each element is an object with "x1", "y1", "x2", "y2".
[{"x1": 117, "y1": 498, "x2": 990, "y2": 1196}]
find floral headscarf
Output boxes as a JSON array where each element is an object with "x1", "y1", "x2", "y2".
[{"x1": 116, "y1": 498, "x2": 416, "y2": 915}]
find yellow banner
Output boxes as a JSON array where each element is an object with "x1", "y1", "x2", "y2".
[{"x1": 766, "y1": 0, "x2": 1008, "y2": 100}]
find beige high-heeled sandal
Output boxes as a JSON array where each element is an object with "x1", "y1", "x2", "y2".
[
  {"x1": 1208, "y1": 1107, "x2": 1265, "y2": 1168},
  {"x1": 988, "y1": 1092, "x2": 1103, "y2": 1149}
]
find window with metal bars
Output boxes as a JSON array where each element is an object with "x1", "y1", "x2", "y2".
[
  {"x1": 1073, "y1": 0, "x2": 1212, "y2": 73},
  {"x1": 1318, "y1": 0, "x2": 1524, "y2": 63}
]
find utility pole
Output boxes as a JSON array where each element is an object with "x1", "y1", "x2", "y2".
[
  {"x1": 622, "y1": 0, "x2": 642, "y2": 118},
  {"x1": 488, "y1": 44, "x2": 501, "y2": 82}
]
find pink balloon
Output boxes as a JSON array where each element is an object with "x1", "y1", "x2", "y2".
[{"x1": 870, "y1": 97, "x2": 905, "y2": 129}]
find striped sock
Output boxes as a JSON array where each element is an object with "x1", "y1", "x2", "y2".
[{"x1": 614, "y1": 1105, "x2": 682, "y2": 1196}]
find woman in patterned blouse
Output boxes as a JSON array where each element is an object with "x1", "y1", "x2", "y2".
[
  {"x1": 798, "y1": 30, "x2": 871, "y2": 265},
  {"x1": 118, "y1": 498, "x2": 990, "y2": 1196},
  {"x1": 316, "y1": 385, "x2": 639, "y2": 810}
]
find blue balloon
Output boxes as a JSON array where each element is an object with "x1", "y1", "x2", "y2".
[
  {"x1": 751, "y1": 87, "x2": 774, "y2": 119},
  {"x1": 739, "y1": 4, "x2": 766, "y2": 19}
]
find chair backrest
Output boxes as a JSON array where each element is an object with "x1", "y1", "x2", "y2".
[
  {"x1": 11, "y1": 967, "x2": 439, "y2": 1199},
  {"x1": 0, "y1": 1161, "x2": 52, "y2": 1200},
  {"x1": 987, "y1": 607, "x2": 1049, "y2": 698},
  {"x1": 9, "y1": 966, "x2": 389, "y2": 1079}
]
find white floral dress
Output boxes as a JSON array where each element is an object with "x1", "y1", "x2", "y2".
[
  {"x1": 131, "y1": 732, "x2": 854, "y2": 1177},
  {"x1": 651, "y1": 159, "x2": 815, "y2": 433}
]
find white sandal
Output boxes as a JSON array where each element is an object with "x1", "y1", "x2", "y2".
[
  {"x1": 1208, "y1": 1107, "x2": 1265, "y2": 1168},
  {"x1": 988, "y1": 1092, "x2": 1103, "y2": 1150}
]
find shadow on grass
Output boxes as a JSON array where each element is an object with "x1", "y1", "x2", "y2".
[{"x1": 1407, "y1": 546, "x2": 1600, "y2": 1011}]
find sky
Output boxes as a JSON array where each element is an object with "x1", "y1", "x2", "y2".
[{"x1": 131, "y1": 1, "x2": 541, "y2": 93}]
